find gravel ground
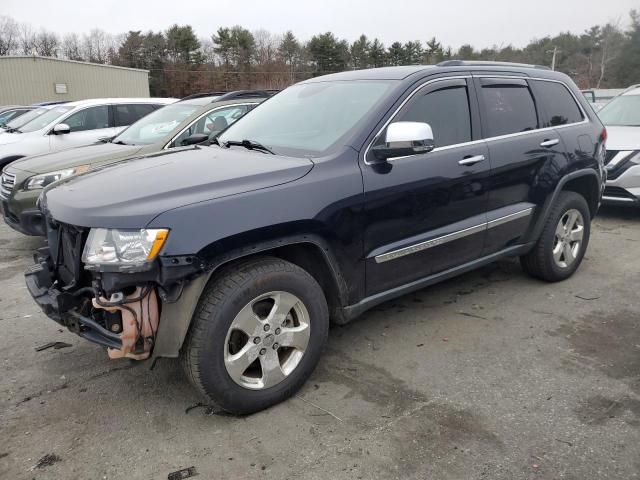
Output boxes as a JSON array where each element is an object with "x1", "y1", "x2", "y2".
[{"x1": 0, "y1": 206, "x2": 639, "y2": 480}]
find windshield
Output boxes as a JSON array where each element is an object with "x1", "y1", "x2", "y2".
[
  {"x1": 17, "y1": 106, "x2": 74, "y2": 133},
  {"x1": 113, "y1": 103, "x2": 201, "y2": 146},
  {"x1": 218, "y1": 80, "x2": 396, "y2": 156},
  {"x1": 6, "y1": 108, "x2": 46, "y2": 129},
  {"x1": 598, "y1": 95, "x2": 640, "y2": 126},
  {"x1": 0, "y1": 109, "x2": 24, "y2": 125}
]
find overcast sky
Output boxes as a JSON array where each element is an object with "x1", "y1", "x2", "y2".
[{"x1": 3, "y1": 0, "x2": 637, "y2": 48}]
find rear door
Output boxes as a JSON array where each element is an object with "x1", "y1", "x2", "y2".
[
  {"x1": 475, "y1": 76, "x2": 565, "y2": 256},
  {"x1": 48, "y1": 105, "x2": 116, "y2": 152},
  {"x1": 362, "y1": 76, "x2": 490, "y2": 296},
  {"x1": 529, "y1": 79, "x2": 591, "y2": 170}
]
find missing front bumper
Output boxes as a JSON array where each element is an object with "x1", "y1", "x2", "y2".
[
  {"x1": 25, "y1": 260, "x2": 160, "y2": 359},
  {"x1": 25, "y1": 261, "x2": 123, "y2": 351}
]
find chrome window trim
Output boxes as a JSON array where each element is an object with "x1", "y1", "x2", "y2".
[
  {"x1": 374, "y1": 207, "x2": 533, "y2": 264},
  {"x1": 474, "y1": 75, "x2": 589, "y2": 135},
  {"x1": 163, "y1": 102, "x2": 257, "y2": 150},
  {"x1": 44, "y1": 104, "x2": 112, "y2": 136},
  {"x1": 363, "y1": 75, "x2": 590, "y2": 166}
]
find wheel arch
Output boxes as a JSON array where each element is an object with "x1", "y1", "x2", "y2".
[
  {"x1": 152, "y1": 232, "x2": 351, "y2": 361},
  {"x1": 0, "y1": 155, "x2": 26, "y2": 171},
  {"x1": 526, "y1": 168, "x2": 601, "y2": 244}
]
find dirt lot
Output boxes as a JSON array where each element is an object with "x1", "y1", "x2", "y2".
[{"x1": 1, "y1": 206, "x2": 639, "y2": 480}]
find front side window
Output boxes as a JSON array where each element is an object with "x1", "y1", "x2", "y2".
[
  {"x1": 532, "y1": 80, "x2": 584, "y2": 127},
  {"x1": 114, "y1": 104, "x2": 157, "y2": 127},
  {"x1": 219, "y1": 80, "x2": 396, "y2": 156},
  {"x1": 173, "y1": 105, "x2": 251, "y2": 147},
  {"x1": 64, "y1": 105, "x2": 110, "y2": 132},
  {"x1": 480, "y1": 82, "x2": 538, "y2": 137},
  {"x1": 598, "y1": 94, "x2": 640, "y2": 127},
  {"x1": 13, "y1": 106, "x2": 73, "y2": 132},
  {"x1": 382, "y1": 84, "x2": 472, "y2": 148},
  {"x1": 112, "y1": 103, "x2": 201, "y2": 146}
]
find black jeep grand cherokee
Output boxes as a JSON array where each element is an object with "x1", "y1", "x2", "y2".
[{"x1": 26, "y1": 61, "x2": 606, "y2": 414}]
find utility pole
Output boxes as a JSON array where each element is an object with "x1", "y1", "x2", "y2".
[{"x1": 546, "y1": 46, "x2": 561, "y2": 71}]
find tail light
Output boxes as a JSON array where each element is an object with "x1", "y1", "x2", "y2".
[{"x1": 600, "y1": 128, "x2": 607, "y2": 144}]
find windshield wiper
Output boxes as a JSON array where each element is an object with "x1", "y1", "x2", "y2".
[
  {"x1": 5, "y1": 127, "x2": 21, "y2": 133},
  {"x1": 112, "y1": 140, "x2": 129, "y2": 145},
  {"x1": 224, "y1": 139, "x2": 275, "y2": 155}
]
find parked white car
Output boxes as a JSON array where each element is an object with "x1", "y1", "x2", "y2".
[
  {"x1": 0, "y1": 98, "x2": 176, "y2": 170},
  {"x1": 0, "y1": 105, "x2": 55, "y2": 136},
  {"x1": 598, "y1": 85, "x2": 640, "y2": 205}
]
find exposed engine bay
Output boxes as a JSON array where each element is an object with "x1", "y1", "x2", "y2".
[{"x1": 92, "y1": 286, "x2": 159, "y2": 360}]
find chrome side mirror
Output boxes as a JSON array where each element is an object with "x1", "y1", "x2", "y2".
[{"x1": 371, "y1": 121, "x2": 435, "y2": 162}]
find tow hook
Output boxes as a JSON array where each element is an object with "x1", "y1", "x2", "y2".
[{"x1": 92, "y1": 287, "x2": 160, "y2": 360}]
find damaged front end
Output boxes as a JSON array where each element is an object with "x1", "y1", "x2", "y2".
[{"x1": 25, "y1": 218, "x2": 203, "y2": 361}]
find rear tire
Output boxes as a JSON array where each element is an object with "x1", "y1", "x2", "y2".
[
  {"x1": 181, "y1": 256, "x2": 329, "y2": 414},
  {"x1": 520, "y1": 191, "x2": 591, "y2": 282}
]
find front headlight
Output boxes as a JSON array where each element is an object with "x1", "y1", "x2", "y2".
[
  {"x1": 82, "y1": 228, "x2": 169, "y2": 272},
  {"x1": 26, "y1": 165, "x2": 90, "y2": 190}
]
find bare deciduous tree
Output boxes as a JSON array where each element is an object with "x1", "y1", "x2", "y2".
[
  {"x1": 35, "y1": 30, "x2": 59, "y2": 57},
  {"x1": 62, "y1": 33, "x2": 83, "y2": 60},
  {"x1": 0, "y1": 16, "x2": 19, "y2": 55}
]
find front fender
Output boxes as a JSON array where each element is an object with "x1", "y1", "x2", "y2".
[{"x1": 151, "y1": 233, "x2": 351, "y2": 360}]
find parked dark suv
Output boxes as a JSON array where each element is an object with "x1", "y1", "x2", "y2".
[{"x1": 25, "y1": 62, "x2": 606, "y2": 414}]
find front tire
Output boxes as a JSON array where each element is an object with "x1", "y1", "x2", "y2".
[
  {"x1": 181, "y1": 256, "x2": 329, "y2": 414},
  {"x1": 520, "y1": 191, "x2": 591, "y2": 282}
]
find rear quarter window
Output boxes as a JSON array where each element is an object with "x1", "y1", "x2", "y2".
[
  {"x1": 532, "y1": 80, "x2": 584, "y2": 127},
  {"x1": 115, "y1": 104, "x2": 156, "y2": 127}
]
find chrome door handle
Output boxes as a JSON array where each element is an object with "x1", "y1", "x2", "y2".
[
  {"x1": 540, "y1": 138, "x2": 560, "y2": 148},
  {"x1": 458, "y1": 155, "x2": 485, "y2": 166}
]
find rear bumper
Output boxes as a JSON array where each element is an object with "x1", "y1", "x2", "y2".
[
  {"x1": 25, "y1": 258, "x2": 123, "y2": 350},
  {"x1": 603, "y1": 164, "x2": 640, "y2": 206}
]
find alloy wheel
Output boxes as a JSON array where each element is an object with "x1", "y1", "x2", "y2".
[
  {"x1": 552, "y1": 208, "x2": 584, "y2": 268},
  {"x1": 223, "y1": 291, "x2": 311, "y2": 390}
]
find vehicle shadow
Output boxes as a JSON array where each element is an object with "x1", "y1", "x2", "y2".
[{"x1": 596, "y1": 205, "x2": 639, "y2": 221}]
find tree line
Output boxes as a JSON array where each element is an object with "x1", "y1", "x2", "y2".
[{"x1": 1, "y1": 11, "x2": 639, "y2": 97}]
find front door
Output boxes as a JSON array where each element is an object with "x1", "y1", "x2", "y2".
[
  {"x1": 362, "y1": 77, "x2": 491, "y2": 296},
  {"x1": 49, "y1": 105, "x2": 116, "y2": 153}
]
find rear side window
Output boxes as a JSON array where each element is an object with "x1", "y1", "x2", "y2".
[
  {"x1": 393, "y1": 85, "x2": 472, "y2": 148},
  {"x1": 532, "y1": 80, "x2": 584, "y2": 127},
  {"x1": 115, "y1": 104, "x2": 156, "y2": 127},
  {"x1": 480, "y1": 81, "x2": 538, "y2": 137}
]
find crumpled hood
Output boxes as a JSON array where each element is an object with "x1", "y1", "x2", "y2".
[
  {"x1": 43, "y1": 146, "x2": 314, "y2": 228},
  {"x1": 9, "y1": 142, "x2": 142, "y2": 174},
  {"x1": 606, "y1": 126, "x2": 640, "y2": 151}
]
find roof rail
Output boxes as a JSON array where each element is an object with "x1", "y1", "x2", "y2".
[
  {"x1": 180, "y1": 91, "x2": 228, "y2": 101},
  {"x1": 620, "y1": 84, "x2": 640, "y2": 95},
  {"x1": 437, "y1": 60, "x2": 551, "y2": 71},
  {"x1": 215, "y1": 90, "x2": 279, "y2": 101},
  {"x1": 180, "y1": 89, "x2": 279, "y2": 102}
]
